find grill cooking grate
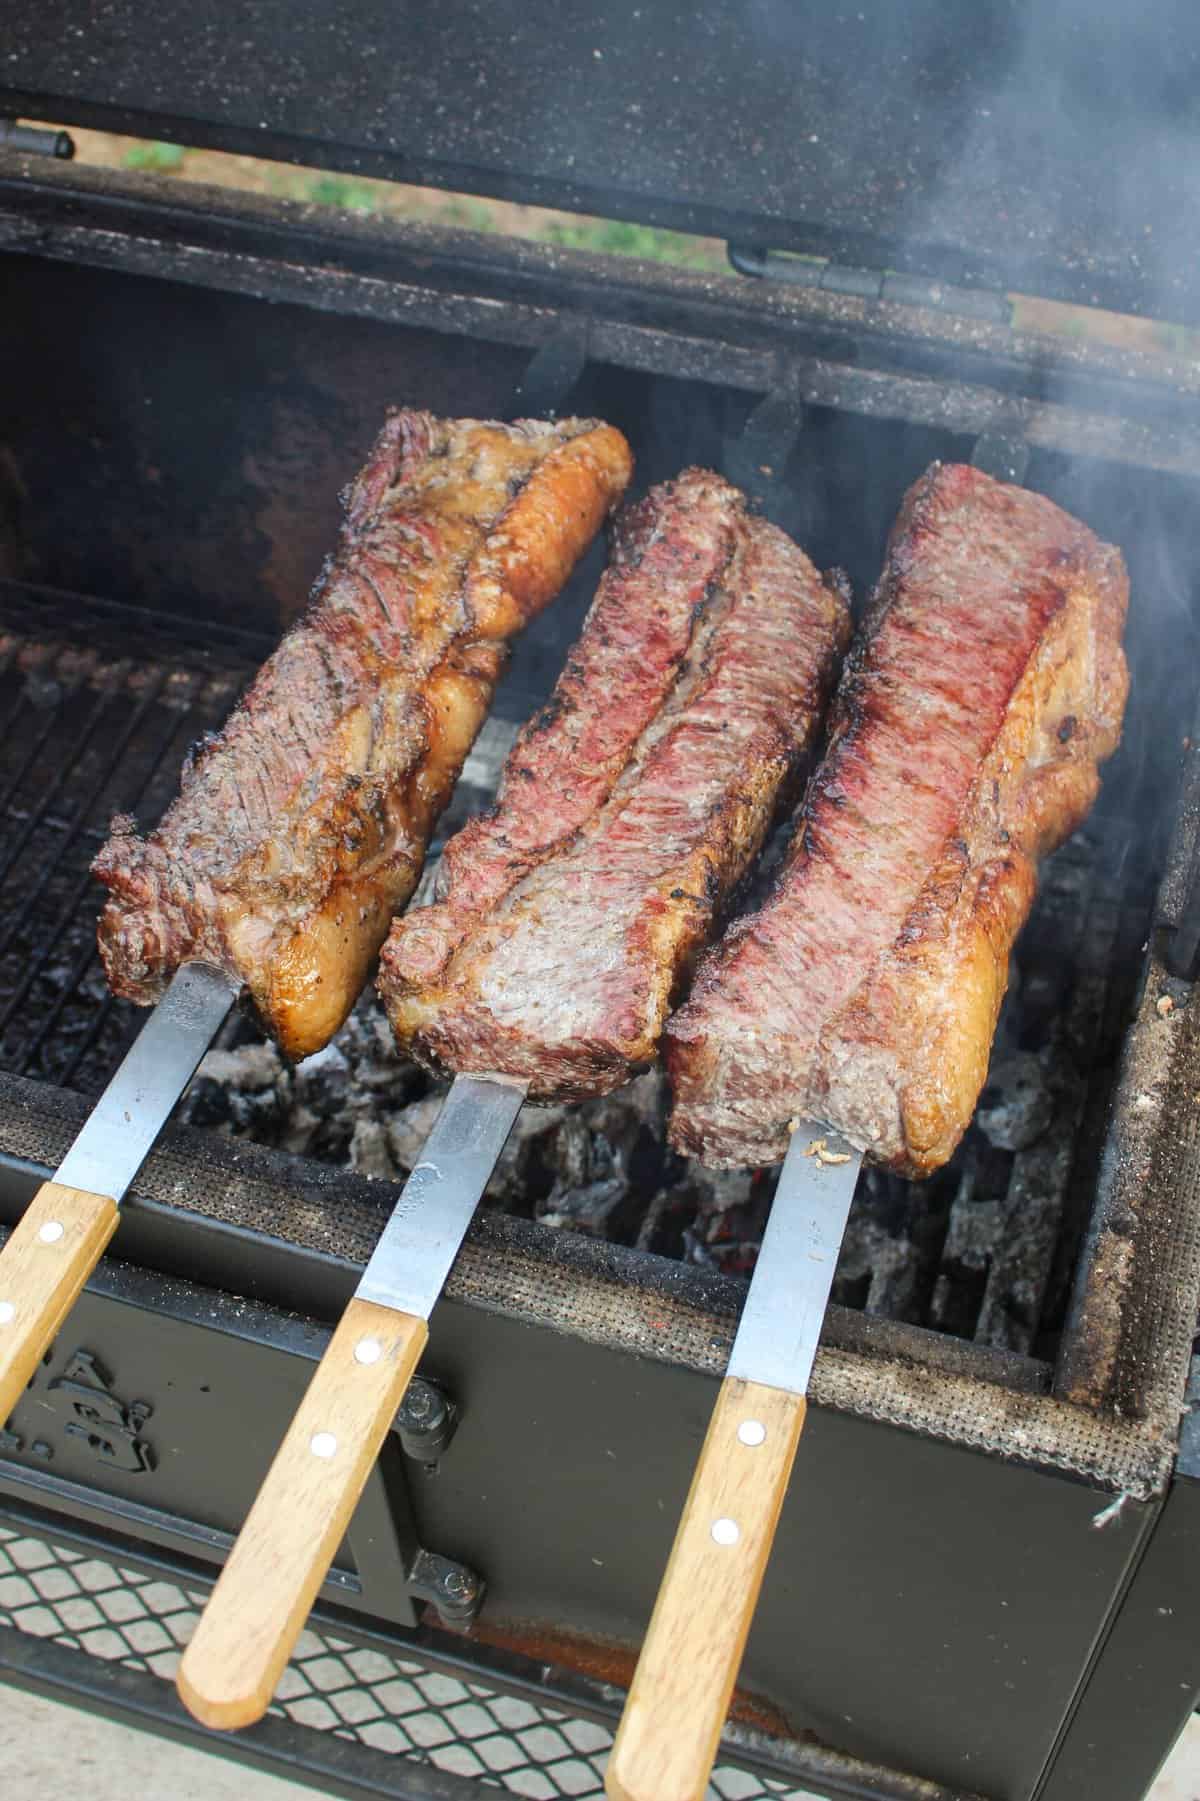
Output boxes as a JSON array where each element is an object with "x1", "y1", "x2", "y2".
[
  {"x1": 0, "y1": 585, "x2": 258, "y2": 1094},
  {"x1": 0, "y1": 1524, "x2": 813, "y2": 1800}
]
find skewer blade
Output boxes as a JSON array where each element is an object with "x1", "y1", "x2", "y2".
[
  {"x1": 0, "y1": 963, "x2": 238, "y2": 1428},
  {"x1": 727, "y1": 1122, "x2": 862, "y2": 1396},
  {"x1": 355, "y1": 1072, "x2": 529, "y2": 1319},
  {"x1": 55, "y1": 962, "x2": 239, "y2": 1202}
]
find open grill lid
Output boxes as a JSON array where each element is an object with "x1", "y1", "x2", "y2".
[{"x1": 5, "y1": 0, "x2": 1200, "y2": 322}]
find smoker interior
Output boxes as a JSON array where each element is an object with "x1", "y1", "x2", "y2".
[{"x1": 0, "y1": 230, "x2": 1193, "y2": 1383}]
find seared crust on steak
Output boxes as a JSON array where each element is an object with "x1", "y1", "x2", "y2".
[
  {"x1": 93, "y1": 410, "x2": 632, "y2": 1059},
  {"x1": 666, "y1": 463, "x2": 1129, "y2": 1176},
  {"x1": 380, "y1": 470, "x2": 850, "y2": 1099}
]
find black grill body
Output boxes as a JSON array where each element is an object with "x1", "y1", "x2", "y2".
[{"x1": 0, "y1": 143, "x2": 1199, "y2": 1801}]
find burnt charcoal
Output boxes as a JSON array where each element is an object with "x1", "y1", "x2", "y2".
[
  {"x1": 578, "y1": 1070, "x2": 671, "y2": 1196},
  {"x1": 349, "y1": 1116, "x2": 397, "y2": 1181},
  {"x1": 185, "y1": 1042, "x2": 289, "y2": 1137},
  {"x1": 180, "y1": 997, "x2": 424, "y2": 1161},
  {"x1": 537, "y1": 1175, "x2": 631, "y2": 1237},
  {"x1": 551, "y1": 1114, "x2": 593, "y2": 1193},
  {"x1": 483, "y1": 1106, "x2": 569, "y2": 1204},
  {"x1": 977, "y1": 1050, "x2": 1060, "y2": 1150},
  {"x1": 292, "y1": 1041, "x2": 354, "y2": 1115},
  {"x1": 387, "y1": 1092, "x2": 451, "y2": 1172},
  {"x1": 534, "y1": 1115, "x2": 641, "y2": 1240},
  {"x1": 678, "y1": 1165, "x2": 770, "y2": 1275}
]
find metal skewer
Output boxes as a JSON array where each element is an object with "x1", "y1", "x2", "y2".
[
  {"x1": 177, "y1": 1070, "x2": 528, "y2": 1731},
  {"x1": 0, "y1": 963, "x2": 239, "y2": 1424},
  {"x1": 606, "y1": 1122, "x2": 863, "y2": 1801}
]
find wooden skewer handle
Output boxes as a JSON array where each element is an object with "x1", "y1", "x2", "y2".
[
  {"x1": 606, "y1": 1375, "x2": 807, "y2": 1801},
  {"x1": 177, "y1": 1296, "x2": 428, "y2": 1732},
  {"x1": 0, "y1": 1181, "x2": 120, "y2": 1424}
]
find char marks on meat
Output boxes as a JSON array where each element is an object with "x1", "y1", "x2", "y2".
[
  {"x1": 666, "y1": 462, "x2": 1130, "y2": 1176},
  {"x1": 380, "y1": 469, "x2": 850, "y2": 1098},
  {"x1": 94, "y1": 410, "x2": 632, "y2": 1058}
]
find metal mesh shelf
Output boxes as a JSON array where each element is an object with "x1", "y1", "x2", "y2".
[{"x1": 0, "y1": 1524, "x2": 816, "y2": 1801}]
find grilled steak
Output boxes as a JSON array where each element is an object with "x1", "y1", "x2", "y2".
[
  {"x1": 667, "y1": 463, "x2": 1130, "y2": 1176},
  {"x1": 380, "y1": 469, "x2": 850, "y2": 1099},
  {"x1": 94, "y1": 411, "x2": 632, "y2": 1059}
]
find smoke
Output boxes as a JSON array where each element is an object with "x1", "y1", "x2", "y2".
[{"x1": 740, "y1": 0, "x2": 1200, "y2": 322}]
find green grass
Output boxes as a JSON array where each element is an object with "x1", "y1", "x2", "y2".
[
  {"x1": 122, "y1": 141, "x2": 186, "y2": 172},
  {"x1": 111, "y1": 133, "x2": 725, "y2": 271},
  {"x1": 1156, "y1": 321, "x2": 1200, "y2": 358},
  {"x1": 305, "y1": 175, "x2": 378, "y2": 214},
  {"x1": 441, "y1": 197, "x2": 508, "y2": 234},
  {"x1": 539, "y1": 215, "x2": 723, "y2": 269}
]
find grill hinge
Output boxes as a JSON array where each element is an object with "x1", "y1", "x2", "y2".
[
  {"x1": 0, "y1": 120, "x2": 73, "y2": 160},
  {"x1": 727, "y1": 244, "x2": 1013, "y2": 326}
]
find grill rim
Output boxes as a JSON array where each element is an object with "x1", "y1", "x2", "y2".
[
  {"x1": 0, "y1": 1067, "x2": 1178, "y2": 1498},
  {"x1": 6, "y1": 154, "x2": 1200, "y2": 482}
]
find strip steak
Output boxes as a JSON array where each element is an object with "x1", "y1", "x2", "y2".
[
  {"x1": 666, "y1": 462, "x2": 1129, "y2": 1176},
  {"x1": 380, "y1": 469, "x2": 850, "y2": 1098},
  {"x1": 94, "y1": 410, "x2": 632, "y2": 1059}
]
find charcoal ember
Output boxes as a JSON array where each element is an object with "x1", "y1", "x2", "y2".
[
  {"x1": 635, "y1": 1186, "x2": 689, "y2": 1255},
  {"x1": 278, "y1": 1104, "x2": 322, "y2": 1159},
  {"x1": 185, "y1": 1041, "x2": 289, "y2": 1136},
  {"x1": 349, "y1": 1116, "x2": 397, "y2": 1181},
  {"x1": 387, "y1": 1091, "x2": 451, "y2": 1171},
  {"x1": 332, "y1": 1009, "x2": 414, "y2": 1094},
  {"x1": 294, "y1": 1009, "x2": 415, "y2": 1108},
  {"x1": 552, "y1": 1113, "x2": 592, "y2": 1191},
  {"x1": 976, "y1": 1050, "x2": 1059, "y2": 1150},
  {"x1": 483, "y1": 1103, "x2": 567, "y2": 1203},
  {"x1": 574, "y1": 1069, "x2": 670, "y2": 1193},
  {"x1": 679, "y1": 1165, "x2": 771, "y2": 1274},
  {"x1": 927, "y1": 1148, "x2": 1006, "y2": 1339},
  {"x1": 534, "y1": 1117, "x2": 640, "y2": 1238},
  {"x1": 834, "y1": 1185, "x2": 925, "y2": 1318},
  {"x1": 292, "y1": 1040, "x2": 352, "y2": 1106},
  {"x1": 183, "y1": 996, "x2": 429, "y2": 1159},
  {"x1": 537, "y1": 1175, "x2": 630, "y2": 1236}
]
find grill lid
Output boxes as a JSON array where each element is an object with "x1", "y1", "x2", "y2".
[{"x1": 4, "y1": 0, "x2": 1200, "y2": 321}]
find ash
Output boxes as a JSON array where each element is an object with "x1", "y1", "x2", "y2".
[
  {"x1": 181, "y1": 821, "x2": 1144, "y2": 1357},
  {"x1": 182, "y1": 999, "x2": 769, "y2": 1261}
]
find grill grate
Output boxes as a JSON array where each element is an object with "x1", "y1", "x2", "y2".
[
  {"x1": 0, "y1": 590, "x2": 254, "y2": 1095},
  {"x1": 0, "y1": 1524, "x2": 813, "y2": 1800}
]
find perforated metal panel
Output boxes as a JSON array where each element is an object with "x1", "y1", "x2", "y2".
[{"x1": 0, "y1": 1525, "x2": 816, "y2": 1800}]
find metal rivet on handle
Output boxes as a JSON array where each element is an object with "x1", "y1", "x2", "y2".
[
  {"x1": 354, "y1": 1337, "x2": 382, "y2": 1365},
  {"x1": 737, "y1": 1419, "x2": 766, "y2": 1447},
  {"x1": 0, "y1": 1302, "x2": 13, "y2": 1325},
  {"x1": 310, "y1": 1432, "x2": 338, "y2": 1459},
  {"x1": 38, "y1": 1222, "x2": 64, "y2": 1245},
  {"x1": 711, "y1": 1517, "x2": 740, "y2": 1547}
]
